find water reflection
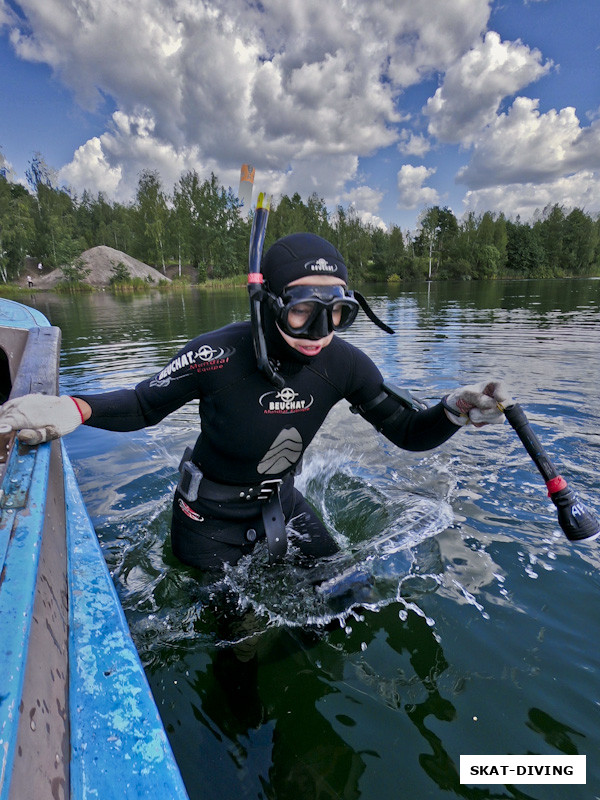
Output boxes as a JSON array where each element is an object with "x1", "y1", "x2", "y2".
[{"x1": 25, "y1": 278, "x2": 600, "y2": 799}]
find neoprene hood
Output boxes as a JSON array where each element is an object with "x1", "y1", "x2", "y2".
[{"x1": 262, "y1": 233, "x2": 348, "y2": 295}]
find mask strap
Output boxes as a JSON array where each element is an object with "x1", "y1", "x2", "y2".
[{"x1": 353, "y1": 291, "x2": 395, "y2": 334}]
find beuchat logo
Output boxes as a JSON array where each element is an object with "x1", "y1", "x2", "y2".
[{"x1": 304, "y1": 258, "x2": 338, "y2": 273}]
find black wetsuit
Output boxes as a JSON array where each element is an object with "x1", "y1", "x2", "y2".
[{"x1": 79, "y1": 321, "x2": 457, "y2": 569}]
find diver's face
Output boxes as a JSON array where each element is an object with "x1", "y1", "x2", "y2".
[{"x1": 276, "y1": 275, "x2": 347, "y2": 357}]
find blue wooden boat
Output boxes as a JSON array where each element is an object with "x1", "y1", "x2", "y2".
[{"x1": 0, "y1": 298, "x2": 189, "y2": 799}]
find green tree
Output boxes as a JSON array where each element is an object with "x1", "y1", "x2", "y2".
[
  {"x1": 25, "y1": 154, "x2": 85, "y2": 269},
  {"x1": 0, "y1": 177, "x2": 35, "y2": 281},
  {"x1": 344, "y1": 209, "x2": 373, "y2": 280},
  {"x1": 60, "y1": 255, "x2": 91, "y2": 285},
  {"x1": 563, "y1": 208, "x2": 597, "y2": 274},
  {"x1": 304, "y1": 193, "x2": 332, "y2": 239},
  {"x1": 493, "y1": 213, "x2": 508, "y2": 273},
  {"x1": 472, "y1": 243, "x2": 501, "y2": 278},
  {"x1": 536, "y1": 204, "x2": 565, "y2": 274},
  {"x1": 506, "y1": 220, "x2": 545, "y2": 276},
  {"x1": 268, "y1": 193, "x2": 309, "y2": 244},
  {"x1": 134, "y1": 170, "x2": 170, "y2": 270},
  {"x1": 477, "y1": 211, "x2": 495, "y2": 246}
]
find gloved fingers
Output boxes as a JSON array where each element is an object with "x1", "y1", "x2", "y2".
[
  {"x1": 0, "y1": 405, "x2": 28, "y2": 431},
  {"x1": 468, "y1": 407, "x2": 506, "y2": 426},
  {"x1": 443, "y1": 379, "x2": 514, "y2": 427},
  {"x1": 488, "y1": 381, "x2": 515, "y2": 409},
  {"x1": 456, "y1": 388, "x2": 497, "y2": 412},
  {"x1": 0, "y1": 394, "x2": 82, "y2": 440},
  {"x1": 16, "y1": 426, "x2": 61, "y2": 445}
]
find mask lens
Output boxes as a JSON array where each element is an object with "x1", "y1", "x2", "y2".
[
  {"x1": 277, "y1": 286, "x2": 359, "y2": 339},
  {"x1": 331, "y1": 300, "x2": 357, "y2": 330},
  {"x1": 286, "y1": 301, "x2": 319, "y2": 331}
]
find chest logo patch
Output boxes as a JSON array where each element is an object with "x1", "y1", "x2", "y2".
[
  {"x1": 150, "y1": 344, "x2": 235, "y2": 386},
  {"x1": 259, "y1": 387, "x2": 314, "y2": 414},
  {"x1": 257, "y1": 427, "x2": 303, "y2": 475}
]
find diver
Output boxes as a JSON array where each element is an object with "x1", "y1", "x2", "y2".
[{"x1": 0, "y1": 232, "x2": 512, "y2": 572}]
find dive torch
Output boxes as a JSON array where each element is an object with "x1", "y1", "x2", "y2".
[{"x1": 501, "y1": 401, "x2": 600, "y2": 542}]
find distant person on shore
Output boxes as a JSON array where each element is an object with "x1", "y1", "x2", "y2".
[
  {"x1": 0, "y1": 233, "x2": 512, "y2": 572},
  {"x1": 26, "y1": 275, "x2": 33, "y2": 288}
]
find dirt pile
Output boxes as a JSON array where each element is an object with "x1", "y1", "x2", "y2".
[{"x1": 29, "y1": 246, "x2": 170, "y2": 288}]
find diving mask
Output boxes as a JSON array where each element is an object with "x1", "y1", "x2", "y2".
[{"x1": 268, "y1": 285, "x2": 359, "y2": 340}]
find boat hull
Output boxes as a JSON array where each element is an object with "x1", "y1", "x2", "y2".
[{"x1": 0, "y1": 298, "x2": 188, "y2": 799}]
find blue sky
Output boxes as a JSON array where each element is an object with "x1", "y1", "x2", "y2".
[{"x1": 1, "y1": 0, "x2": 598, "y2": 233}]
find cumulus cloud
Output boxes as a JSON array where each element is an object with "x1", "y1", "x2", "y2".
[
  {"x1": 60, "y1": 137, "x2": 122, "y2": 197},
  {"x1": 457, "y1": 98, "x2": 600, "y2": 188},
  {"x1": 458, "y1": 97, "x2": 600, "y2": 218},
  {"x1": 397, "y1": 131, "x2": 431, "y2": 157},
  {"x1": 425, "y1": 31, "x2": 552, "y2": 144},
  {"x1": 397, "y1": 165, "x2": 439, "y2": 209},
  {"x1": 4, "y1": 0, "x2": 597, "y2": 226},
  {"x1": 2, "y1": 0, "x2": 490, "y2": 209},
  {"x1": 463, "y1": 171, "x2": 599, "y2": 220},
  {"x1": 340, "y1": 184, "x2": 387, "y2": 228}
]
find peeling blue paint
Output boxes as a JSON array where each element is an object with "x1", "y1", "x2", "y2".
[
  {"x1": 65, "y1": 446, "x2": 189, "y2": 798},
  {"x1": 0, "y1": 440, "x2": 50, "y2": 800},
  {"x1": 0, "y1": 298, "x2": 188, "y2": 799}
]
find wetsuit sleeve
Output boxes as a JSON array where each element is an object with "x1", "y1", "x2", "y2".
[
  {"x1": 344, "y1": 345, "x2": 458, "y2": 452},
  {"x1": 78, "y1": 345, "x2": 204, "y2": 431},
  {"x1": 79, "y1": 382, "x2": 198, "y2": 431}
]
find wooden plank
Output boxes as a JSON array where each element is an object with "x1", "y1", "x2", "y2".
[
  {"x1": 10, "y1": 326, "x2": 61, "y2": 398},
  {"x1": 0, "y1": 440, "x2": 51, "y2": 800},
  {"x1": 8, "y1": 440, "x2": 69, "y2": 800},
  {"x1": 0, "y1": 324, "x2": 62, "y2": 799}
]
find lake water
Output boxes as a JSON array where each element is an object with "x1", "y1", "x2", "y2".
[{"x1": 29, "y1": 279, "x2": 600, "y2": 800}]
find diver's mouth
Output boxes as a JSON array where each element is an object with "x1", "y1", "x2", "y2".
[{"x1": 295, "y1": 342, "x2": 323, "y2": 356}]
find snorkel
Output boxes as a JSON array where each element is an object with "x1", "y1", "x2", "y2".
[{"x1": 248, "y1": 193, "x2": 285, "y2": 389}]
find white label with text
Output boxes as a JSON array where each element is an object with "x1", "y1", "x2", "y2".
[{"x1": 460, "y1": 755, "x2": 586, "y2": 785}]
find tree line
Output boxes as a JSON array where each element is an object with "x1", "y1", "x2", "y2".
[{"x1": 1, "y1": 154, "x2": 599, "y2": 285}]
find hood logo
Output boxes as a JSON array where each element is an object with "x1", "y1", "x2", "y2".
[
  {"x1": 259, "y1": 387, "x2": 314, "y2": 414},
  {"x1": 304, "y1": 258, "x2": 338, "y2": 273}
]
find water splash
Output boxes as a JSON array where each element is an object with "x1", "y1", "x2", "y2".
[{"x1": 218, "y1": 455, "x2": 455, "y2": 634}]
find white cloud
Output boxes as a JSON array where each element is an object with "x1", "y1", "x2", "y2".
[
  {"x1": 9, "y1": 0, "x2": 596, "y2": 226},
  {"x1": 340, "y1": 185, "x2": 387, "y2": 228},
  {"x1": 397, "y1": 164, "x2": 439, "y2": 208},
  {"x1": 3, "y1": 0, "x2": 492, "y2": 213},
  {"x1": 425, "y1": 31, "x2": 552, "y2": 144},
  {"x1": 457, "y1": 97, "x2": 600, "y2": 189},
  {"x1": 60, "y1": 136, "x2": 122, "y2": 197},
  {"x1": 397, "y1": 131, "x2": 431, "y2": 157},
  {"x1": 457, "y1": 96, "x2": 600, "y2": 218},
  {"x1": 463, "y1": 171, "x2": 600, "y2": 220}
]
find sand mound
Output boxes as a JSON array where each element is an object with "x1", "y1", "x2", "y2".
[{"x1": 30, "y1": 246, "x2": 170, "y2": 288}]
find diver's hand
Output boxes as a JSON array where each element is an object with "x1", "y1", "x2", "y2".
[
  {"x1": 442, "y1": 380, "x2": 514, "y2": 427},
  {"x1": 0, "y1": 394, "x2": 85, "y2": 444}
]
